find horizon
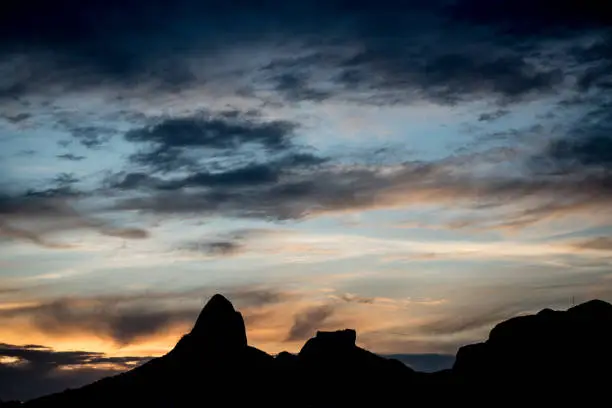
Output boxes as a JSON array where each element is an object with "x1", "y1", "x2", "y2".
[
  {"x1": 2, "y1": 294, "x2": 608, "y2": 402},
  {"x1": 1, "y1": 0, "x2": 611, "y2": 401}
]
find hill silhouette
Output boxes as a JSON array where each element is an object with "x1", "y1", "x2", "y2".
[{"x1": 6, "y1": 296, "x2": 612, "y2": 407}]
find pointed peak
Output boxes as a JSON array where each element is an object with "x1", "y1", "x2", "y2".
[
  {"x1": 183, "y1": 294, "x2": 247, "y2": 351},
  {"x1": 203, "y1": 294, "x2": 235, "y2": 313}
]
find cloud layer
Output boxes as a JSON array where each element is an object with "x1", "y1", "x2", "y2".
[
  {"x1": 1, "y1": 0, "x2": 612, "y2": 400},
  {"x1": 0, "y1": 342, "x2": 151, "y2": 401}
]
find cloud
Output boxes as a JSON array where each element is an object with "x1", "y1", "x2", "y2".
[
  {"x1": 0, "y1": 343, "x2": 148, "y2": 368},
  {"x1": 163, "y1": 163, "x2": 282, "y2": 189},
  {"x1": 270, "y1": 72, "x2": 332, "y2": 103},
  {"x1": 101, "y1": 93, "x2": 611, "y2": 230},
  {"x1": 0, "y1": 299, "x2": 197, "y2": 346},
  {"x1": 100, "y1": 227, "x2": 150, "y2": 240},
  {"x1": 334, "y1": 50, "x2": 563, "y2": 105},
  {"x1": 0, "y1": 221, "x2": 74, "y2": 249},
  {"x1": 124, "y1": 112, "x2": 298, "y2": 173},
  {"x1": 571, "y1": 237, "x2": 612, "y2": 252},
  {"x1": 1, "y1": 0, "x2": 607, "y2": 108},
  {"x1": 181, "y1": 240, "x2": 245, "y2": 257},
  {"x1": 56, "y1": 153, "x2": 86, "y2": 161},
  {"x1": 419, "y1": 305, "x2": 522, "y2": 336},
  {"x1": 286, "y1": 304, "x2": 335, "y2": 341},
  {"x1": 1, "y1": 112, "x2": 31, "y2": 124},
  {"x1": 478, "y1": 109, "x2": 510, "y2": 122},
  {"x1": 107, "y1": 152, "x2": 326, "y2": 195},
  {"x1": 0, "y1": 287, "x2": 294, "y2": 346},
  {"x1": 539, "y1": 115, "x2": 612, "y2": 173},
  {"x1": 109, "y1": 152, "x2": 612, "y2": 230},
  {"x1": 0, "y1": 343, "x2": 151, "y2": 401},
  {"x1": 70, "y1": 126, "x2": 116, "y2": 149},
  {"x1": 0, "y1": 192, "x2": 151, "y2": 248},
  {"x1": 125, "y1": 114, "x2": 295, "y2": 152},
  {"x1": 0, "y1": 194, "x2": 84, "y2": 247}
]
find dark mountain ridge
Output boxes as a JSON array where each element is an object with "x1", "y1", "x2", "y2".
[{"x1": 6, "y1": 296, "x2": 612, "y2": 407}]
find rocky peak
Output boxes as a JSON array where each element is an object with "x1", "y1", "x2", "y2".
[
  {"x1": 299, "y1": 329, "x2": 357, "y2": 358},
  {"x1": 314, "y1": 329, "x2": 356, "y2": 347},
  {"x1": 180, "y1": 294, "x2": 247, "y2": 352},
  {"x1": 568, "y1": 298, "x2": 612, "y2": 318},
  {"x1": 454, "y1": 299, "x2": 612, "y2": 379}
]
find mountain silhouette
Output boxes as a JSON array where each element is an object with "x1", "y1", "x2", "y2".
[
  {"x1": 24, "y1": 294, "x2": 276, "y2": 407},
  {"x1": 13, "y1": 295, "x2": 612, "y2": 407},
  {"x1": 453, "y1": 298, "x2": 612, "y2": 404}
]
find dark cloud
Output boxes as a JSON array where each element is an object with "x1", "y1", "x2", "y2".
[
  {"x1": 540, "y1": 114, "x2": 612, "y2": 173},
  {"x1": 181, "y1": 240, "x2": 245, "y2": 257},
  {"x1": 478, "y1": 109, "x2": 510, "y2": 122},
  {"x1": 0, "y1": 343, "x2": 151, "y2": 401},
  {"x1": 1, "y1": 112, "x2": 31, "y2": 124},
  {"x1": 0, "y1": 343, "x2": 148, "y2": 368},
  {"x1": 70, "y1": 126, "x2": 116, "y2": 149},
  {"x1": 100, "y1": 227, "x2": 150, "y2": 240},
  {"x1": 56, "y1": 153, "x2": 86, "y2": 161},
  {"x1": 271, "y1": 72, "x2": 332, "y2": 103},
  {"x1": 108, "y1": 150, "x2": 612, "y2": 227},
  {"x1": 0, "y1": 191, "x2": 150, "y2": 248},
  {"x1": 52, "y1": 172, "x2": 80, "y2": 186},
  {"x1": 0, "y1": 287, "x2": 293, "y2": 346},
  {"x1": 547, "y1": 134, "x2": 612, "y2": 170},
  {"x1": 178, "y1": 228, "x2": 292, "y2": 258},
  {"x1": 571, "y1": 237, "x2": 612, "y2": 252},
  {"x1": 125, "y1": 114, "x2": 294, "y2": 152},
  {"x1": 111, "y1": 161, "x2": 431, "y2": 219},
  {"x1": 124, "y1": 113, "x2": 298, "y2": 173},
  {"x1": 105, "y1": 172, "x2": 160, "y2": 190},
  {"x1": 107, "y1": 156, "x2": 321, "y2": 193},
  {"x1": 286, "y1": 305, "x2": 335, "y2": 342},
  {"x1": 1, "y1": 1, "x2": 610, "y2": 231},
  {"x1": 18, "y1": 173, "x2": 82, "y2": 200},
  {"x1": 0, "y1": 2, "x2": 443, "y2": 89},
  {"x1": 0, "y1": 193, "x2": 84, "y2": 248},
  {"x1": 528, "y1": 103, "x2": 612, "y2": 196},
  {"x1": 334, "y1": 51, "x2": 564, "y2": 105},
  {"x1": 165, "y1": 163, "x2": 282, "y2": 189},
  {"x1": 1, "y1": 0, "x2": 607, "y2": 106},
  {"x1": 0, "y1": 221, "x2": 73, "y2": 249},
  {"x1": 0, "y1": 299, "x2": 197, "y2": 345},
  {"x1": 574, "y1": 37, "x2": 612, "y2": 92}
]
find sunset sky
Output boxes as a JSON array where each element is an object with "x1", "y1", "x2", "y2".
[{"x1": 1, "y1": 0, "x2": 611, "y2": 400}]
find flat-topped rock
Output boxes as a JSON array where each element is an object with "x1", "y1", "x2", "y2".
[
  {"x1": 314, "y1": 329, "x2": 356, "y2": 347},
  {"x1": 298, "y1": 329, "x2": 357, "y2": 358}
]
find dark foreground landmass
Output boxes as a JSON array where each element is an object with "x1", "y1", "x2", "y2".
[{"x1": 3, "y1": 295, "x2": 611, "y2": 407}]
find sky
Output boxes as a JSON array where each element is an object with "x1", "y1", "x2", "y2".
[{"x1": 1, "y1": 0, "x2": 612, "y2": 401}]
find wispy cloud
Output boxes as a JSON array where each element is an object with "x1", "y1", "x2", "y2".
[
  {"x1": 568, "y1": 237, "x2": 612, "y2": 252},
  {"x1": 286, "y1": 304, "x2": 336, "y2": 341}
]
